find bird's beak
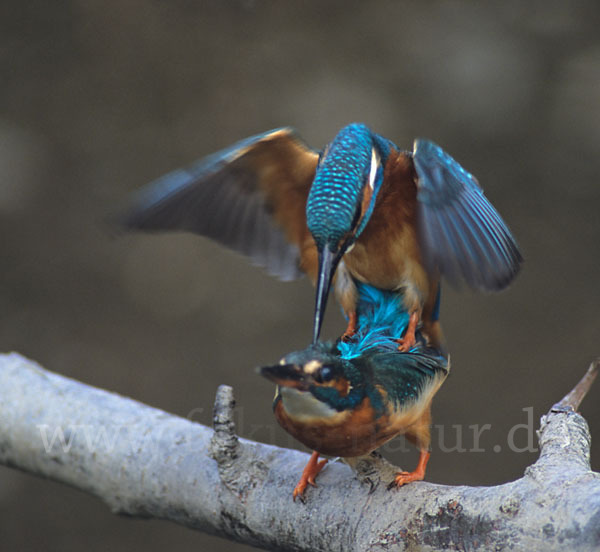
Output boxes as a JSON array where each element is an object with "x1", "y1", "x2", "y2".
[
  {"x1": 259, "y1": 363, "x2": 308, "y2": 391},
  {"x1": 313, "y1": 245, "x2": 341, "y2": 344}
]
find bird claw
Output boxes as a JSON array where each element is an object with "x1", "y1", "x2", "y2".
[
  {"x1": 389, "y1": 469, "x2": 425, "y2": 489},
  {"x1": 340, "y1": 311, "x2": 358, "y2": 342},
  {"x1": 292, "y1": 484, "x2": 307, "y2": 502},
  {"x1": 341, "y1": 330, "x2": 357, "y2": 342},
  {"x1": 292, "y1": 453, "x2": 328, "y2": 501},
  {"x1": 395, "y1": 336, "x2": 415, "y2": 352},
  {"x1": 389, "y1": 450, "x2": 430, "y2": 489},
  {"x1": 396, "y1": 311, "x2": 419, "y2": 351}
]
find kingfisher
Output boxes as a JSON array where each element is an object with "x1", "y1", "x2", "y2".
[
  {"x1": 260, "y1": 281, "x2": 449, "y2": 499},
  {"x1": 121, "y1": 123, "x2": 521, "y2": 347}
]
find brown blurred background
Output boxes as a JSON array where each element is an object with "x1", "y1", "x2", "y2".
[{"x1": 1, "y1": 1, "x2": 599, "y2": 550}]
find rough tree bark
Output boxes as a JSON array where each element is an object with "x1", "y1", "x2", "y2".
[{"x1": 0, "y1": 352, "x2": 598, "y2": 551}]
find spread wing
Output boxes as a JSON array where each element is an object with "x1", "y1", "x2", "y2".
[
  {"x1": 120, "y1": 128, "x2": 319, "y2": 281},
  {"x1": 413, "y1": 139, "x2": 522, "y2": 290}
]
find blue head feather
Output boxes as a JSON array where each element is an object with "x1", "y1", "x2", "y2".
[{"x1": 306, "y1": 123, "x2": 387, "y2": 250}]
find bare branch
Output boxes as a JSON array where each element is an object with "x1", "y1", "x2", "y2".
[
  {"x1": 553, "y1": 358, "x2": 600, "y2": 412},
  {"x1": 1, "y1": 352, "x2": 599, "y2": 551}
]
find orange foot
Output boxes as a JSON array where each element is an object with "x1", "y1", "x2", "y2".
[
  {"x1": 293, "y1": 450, "x2": 328, "y2": 501},
  {"x1": 396, "y1": 311, "x2": 419, "y2": 352},
  {"x1": 341, "y1": 311, "x2": 357, "y2": 342},
  {"x1": 390, "y1": 450, "x2": 430, "y2": 489}
]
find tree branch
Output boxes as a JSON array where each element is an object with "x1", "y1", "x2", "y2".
[
  {"x1": 553, "y1": 358, "x2": 599, "y2": 412},
  {"x1": 1, "y1": 352, "x2": 599, "y2": 551}
]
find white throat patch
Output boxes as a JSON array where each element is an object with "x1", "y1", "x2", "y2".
[{"x1": 279, "y1": 387, "x2": 339, "y2": 422}]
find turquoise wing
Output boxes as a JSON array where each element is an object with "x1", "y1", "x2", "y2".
[
  {"x1": 368, "y1": 349, "x2": 449, "y2": 408},
  {"x1": 413, "y1": 139, "x2": 522, "y2": 290}
]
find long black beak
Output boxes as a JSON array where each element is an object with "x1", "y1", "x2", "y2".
[
  {"x1": 260, "y1": 363, "x2": 308, "y2": 389},
  {"x1": 312, "y1": 245, "x2": 341, "y2": 344}
]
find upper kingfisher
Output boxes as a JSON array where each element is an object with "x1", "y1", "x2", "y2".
[
  {"x1": 260, "y1": 280, "x2": 449, "y2": 500},
  {"x1": 121, "y1": 123, "x2": 522, "y2": 347}
]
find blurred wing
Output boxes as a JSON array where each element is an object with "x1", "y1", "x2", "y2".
[
  {"x1": 413, "y1": 139, "x2": 522, "y2": 290},
  {"x1": 121, "y1": 128, "x2": 319, "y2": 281}
]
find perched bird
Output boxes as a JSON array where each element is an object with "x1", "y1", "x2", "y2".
[
  {"x1": 121, "y1": 123, "x2": 521, "y2": 346},
  {"x1": 260, "y1": 281, "x2": 449, "y2": 499}
]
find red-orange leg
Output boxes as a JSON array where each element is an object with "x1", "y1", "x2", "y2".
[
  {"x1": 396, "y1": 311, "x2": 419, "y2": 352},
  {"x1": 293, "y1": 450, "x2": 328, "y2": 501},
  {"x1": 341, "y1": 311, "x2": 357, "y2": 341},
  {"x1": 391, "y1": 450, "x2": 430, "y2": 488}
]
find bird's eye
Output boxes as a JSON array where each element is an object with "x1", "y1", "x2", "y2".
[{"x1": 313, "y1": 366, "x2": 334, "y2": 384}]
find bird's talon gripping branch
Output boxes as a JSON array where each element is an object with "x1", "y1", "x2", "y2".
[
  {"x1": 392, "y1": 470, "x2": 424, "y2": 487},
  {"x1": 292, "y1": 451, "x2": 328, "y2": 501},
  {"x1": 390, "y1": 450, "x2": 430, "y2": 489}
]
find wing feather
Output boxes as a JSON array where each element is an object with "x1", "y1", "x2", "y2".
[
  {"x1": 120, "y1": 128, "x2": 319, "y2": 281},
  {"x1": 414, "y1": 139, "x2": 522, "y2": 291}
]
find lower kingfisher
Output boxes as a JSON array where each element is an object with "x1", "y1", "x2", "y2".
[
  {"x1": 121, "y1": 123, "x2": 521, "y2": 347},
  {"x1": 260, "y1": 280, "x2": 449, "y2": 500}
]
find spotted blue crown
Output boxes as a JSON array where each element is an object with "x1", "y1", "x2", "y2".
[{"x1": 306, "y1": 123, "x2": 376, "y2": 249}]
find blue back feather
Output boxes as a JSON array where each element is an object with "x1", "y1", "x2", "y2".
[{"x1": 337, "y1": 281, "x2": 412, "y2": 359}]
